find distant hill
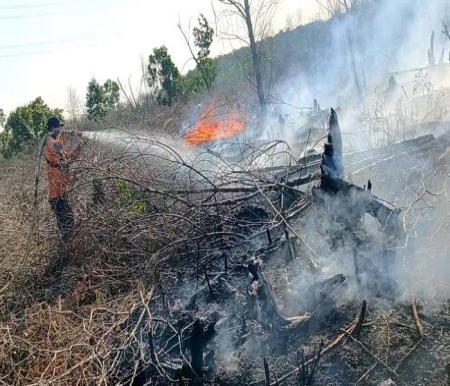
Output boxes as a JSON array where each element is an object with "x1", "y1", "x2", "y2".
[{"x1": 210, "y1": 0, "x2": 445, "y2": 108}]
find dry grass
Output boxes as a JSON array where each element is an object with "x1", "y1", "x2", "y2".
[{"x1": 0, "y1": 135, "x2": 309, "y2": 384}]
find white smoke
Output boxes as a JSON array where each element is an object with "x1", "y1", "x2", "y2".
[{"x1": 266, "y1": 0, "x2": 450, "y2": 149}]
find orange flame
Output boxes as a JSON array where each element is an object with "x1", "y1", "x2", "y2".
[{"x1": 184, "y1": 104, "x2": 246, "y2": 146}]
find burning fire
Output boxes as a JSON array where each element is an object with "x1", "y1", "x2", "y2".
[{"x1": 184, "y1": 104, "x2": 246, "y2": 145}]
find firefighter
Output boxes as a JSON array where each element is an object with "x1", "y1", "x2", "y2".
[{"x1": 44, "y1": 116, "x2": 82, "y2": 241}]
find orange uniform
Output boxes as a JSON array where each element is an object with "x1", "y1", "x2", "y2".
[{"x1": 44, "y1": 134, "x2": 81, "y2": 200}]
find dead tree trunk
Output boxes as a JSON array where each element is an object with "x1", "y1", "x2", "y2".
[
  {"x1": 327, "y1": 108, "x2": 344, "y2": 178},
  {"x1": 346, "y1": 28, "x2": 363, "y2": 99},
  {"x1": 428, "y1": 30, "x2": 435, "y2": 66},
  {"x1": 190, "y1": 320, "x2": 205, "y2": 376},
  {"x1": 243, "y1": 0, "x2": 266, "y2": 106},
  {"x1": 189, "y1": 319, "x2": 216, "y2": 376}
]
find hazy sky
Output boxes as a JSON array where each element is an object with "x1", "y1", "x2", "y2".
[{"x1": 0, "y1": 0, "x2": 321, "y2": 115}]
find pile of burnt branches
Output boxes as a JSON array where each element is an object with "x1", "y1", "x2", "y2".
[
  {"x1": 0, "y1": 135, "x2": 321, "y2": 384},
  {"x1": 0, "y1": 128, "x2": 448, "y2": 385},
  {"x1": 65, "y1": 135, "x2": 319, "y2": 276}
]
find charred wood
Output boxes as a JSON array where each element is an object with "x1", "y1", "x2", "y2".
[
  {"x1": 248, "y1": 260, "x2": 311, "y2": 331},
  {"x1": 297, "y1": 340, "x2": 323, "y2": 386},
  {"x1": 327, "y1": 108, "x2": 344, "y2": 178},
  {"x1": 203, "y1": 266, "x2": 214, "y2": 300},
  {"x1": 252, "y1": 301, "x2": 368, "y2": 385},
  {"x1": 264, "y1": 357, "x2": 271, "y2": 386},
  {"x1": 302, "y1": 274, "x2": 346, "y2": 317},
  {"x1": 319, "y1": 174, "x2": 403, "y2": 236},
  {"x1": 188, "y1": 318, "x2": 216, "y2": 377},
  {"x1": 353, "y1": 299, "x2": 367, "y2": 336},
  {"x1": 186, "y1": 273, "x2": 228, "y2": 309}
]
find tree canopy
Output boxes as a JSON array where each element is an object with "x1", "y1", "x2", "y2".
[
  {"x1": 193, "y1": 14, "x2": 214, "y2": 61},
  {"x1": 0, "y1": 109, "x2": 5, "y2": 128},
  {"x1": 192, "y1": 14, "x2": 216, "y2": 89},
  {"x1": 148, "y1": 46, "x2": 182, "y2": 106},
  {"x1": 151, "y1": 15, "x2": 216, "y2": 104},
  {"x1": 0, "y1": 97, "x2": 63, "y2": 158},
  {"x1": 86, "y1": 78, "x2": 120, "y2": 121}
]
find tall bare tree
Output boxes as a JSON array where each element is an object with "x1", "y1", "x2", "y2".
[
  {"x1": 314, "y1": 0, "x2": 364, "y2": 99},
  {"x1": 66, "y1": 87, "x2": 84, "y2": 120},
  {"x1": 218, "y1": 0, "x2": 278, "y2": 105},
  {"x1": 315, "y1": 0, "x2": 362, "y2": 17}
]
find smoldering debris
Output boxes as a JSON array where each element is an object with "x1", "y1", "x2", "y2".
[{"x1": 1, "y1": 106, "x2": 448, "y2": 385}]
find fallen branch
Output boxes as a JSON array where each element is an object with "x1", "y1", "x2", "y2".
[
  {"x1": 356, "y1": 362, "x2": 378, "y2": 384},
  {"x1": 251, "y1": 301, "x2": 367, "y2": 385},
  {"x1": 344, "y1": 333, "x2": 398, "y2": 377},
  {"x1": 411, "y1": 297, "x2": 424, "y2": 336}
]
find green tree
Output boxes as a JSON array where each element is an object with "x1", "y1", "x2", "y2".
[
  {"x1": 86, "y1": 79, "x2": 106, "y2": 121},
  {"x1": 192, "y1": 14, "x2": 216, "y2": 89},
  {"x1": 148, "y1": 46, "x2": 181, "y2": 106},
  {"x1": 0, "y1": 108, "x2": 5, "y2": 128},
  {"x1": 178, "y1": 14, "x2": 216, "y2": 92},
  {"x1": 0, "y1": 131, "x2": 12, "y2": 158},
  {"x1": 193, "y1": 14, "x2": 214, "y2": 61},
  {"x1": 103, "y1": 79, "x2": 120, "y2": 110},
  {"x1": 0, "y1": 97, "x2": 62, "y2": 158},
  {"x1": 86, "y1": 78, "x2": 120, "y2": 121}
]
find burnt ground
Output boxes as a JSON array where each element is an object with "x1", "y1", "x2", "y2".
[{"x1": 0, "y1": 131, "x2": 449, "y2": 385}]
